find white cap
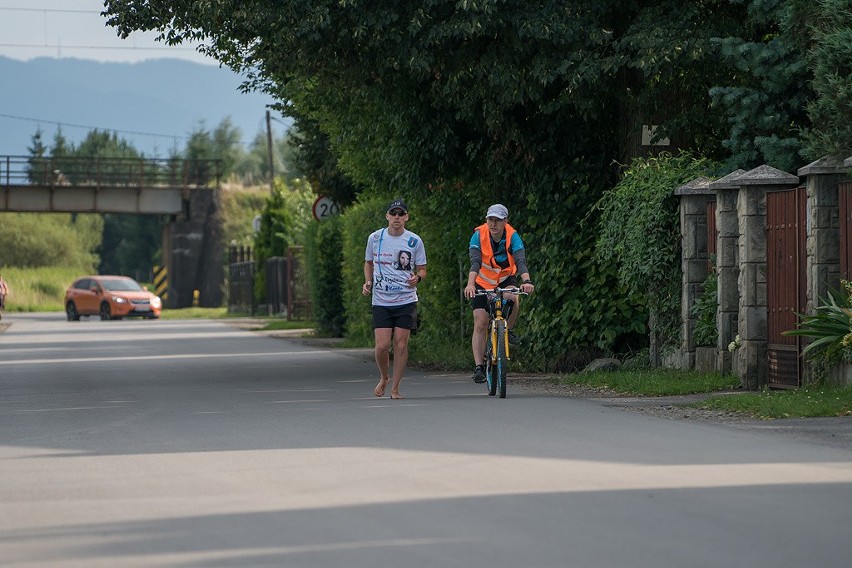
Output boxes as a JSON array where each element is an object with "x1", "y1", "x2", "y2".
[{"x1": 485, "y1": 204, "x2": 508, "y2": 219}]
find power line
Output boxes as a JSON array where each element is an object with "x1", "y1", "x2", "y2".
[
  {"x1": 0, "y1": 43, "x2": 198, "y2": 52},
  {"x1": 0, "y1": 7, "x2": 93, "y2": 14},
  {"x1": 0, "y1": 6, "x2": 201, "y2": 54},
  {"x1": 0, "y1": 112, "x2": 190, "y2": 141},
  {"x1": 0, "y1": 111, "x2": 286, "y2": 150}
]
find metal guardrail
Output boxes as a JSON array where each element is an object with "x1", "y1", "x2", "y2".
[{"x1": 1, "y1": 155, "x2": 222, "y2": 189}]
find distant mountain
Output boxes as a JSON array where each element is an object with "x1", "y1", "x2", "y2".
[{"x1": 0, "y1": 56, "x2": 282, "y2": 157}]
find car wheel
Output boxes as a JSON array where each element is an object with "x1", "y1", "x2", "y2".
[
  {"x1": 99, "y1": 302, "x2": 112, "y2": 321},
  {"x1": 66, "y1": 301, "x2": 80, "y2": 321}
]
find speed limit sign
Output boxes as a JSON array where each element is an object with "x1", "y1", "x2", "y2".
[{"x1": 312, "y1": 195, "x2": 340, "y2": 221}]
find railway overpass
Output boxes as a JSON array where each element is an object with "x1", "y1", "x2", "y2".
[
  {"x1": 1, "y1": 156, "x2": 225, "y2": 308},
  {"x1": 1, "y1": 155, "x2": 219, "y2": 214}
]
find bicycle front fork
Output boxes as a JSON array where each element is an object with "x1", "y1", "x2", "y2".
[{"x1": 489, "y1": 319, "x2": 511, "y2": 362}]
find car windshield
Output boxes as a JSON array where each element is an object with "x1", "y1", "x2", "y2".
[{"x1": 100, "y1": 278, "x2": 144, "y2": 292}]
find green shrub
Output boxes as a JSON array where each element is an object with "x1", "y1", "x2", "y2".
[
  {"x1": 691, "y1": 258, "x2": 718, "y2": 347},
  {"x1": 0, "y1": 213, "x2": 101, "y2": 272},
  {"x1": 594, "y1": 152, "x2": 720, "y2": 365},
  {"x1": 304, "y1": 216, "x2": 345, "y2": 336}
]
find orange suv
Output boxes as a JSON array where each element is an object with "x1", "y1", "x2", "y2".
[{"x1": 65, "y1": 275, "x2": 162, "y2": 321}]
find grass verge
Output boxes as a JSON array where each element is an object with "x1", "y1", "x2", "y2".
[
  {"x1": 557, "y1": 369, "x2": 740, "y2": 396},
  {"x1": 258, "y1": 319, "x2": 316, "y2": 331},
  {"x1": 160, "y1": 307, "x2": 229, "y2": 319},
  {"x1": 0, "y1": 266, "x2": 83, "y2": 311},
  {"x1": 558, "y1": 368, "x2": 852, "y2": 419},
  {"x1": 691, "y1": 385, "x2": 852, "y2": 419}
]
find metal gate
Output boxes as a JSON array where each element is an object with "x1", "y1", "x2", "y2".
[{"x1": 766, "y1": 186, "x2": 806, "y2": 388}]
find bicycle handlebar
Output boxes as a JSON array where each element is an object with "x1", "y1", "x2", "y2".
[{"x1": 473, "y1": 286, "x2": 529, "y2": 296}]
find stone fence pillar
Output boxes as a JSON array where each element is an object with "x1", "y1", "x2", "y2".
[
  {"x1": 675, "y1": 177, "x2": 714, "y2": 370},
  {"x1": 798, "y1": 157, "x2": 847, "y2": 314},
  {"x1": 708, "y1": 170, "x2": 745, "y2": 375}
]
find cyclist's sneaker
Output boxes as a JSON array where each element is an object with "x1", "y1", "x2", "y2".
[
  {"x1": 473, "y1": 364, "x2": 486, "y2": 383},
  {"x1": 508, "y1": 329, "x2": 523, "y2": 346}
]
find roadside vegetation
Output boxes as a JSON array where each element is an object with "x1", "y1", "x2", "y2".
[
  {"x1": 556, "y1": 368, "x2": 739, "y2": 397},
  {"x1": 0, "y1": 266, "x2": 85, "y2": 312},
  {"x1": 159, "y1": 307, "x2": 229, "y2": 319},
  {"x1": 692, "y1": 385, "x2": 852, "y2": 419},
  {"x1": 553, "y1": 369, "x2": 852, "y2": 419}
]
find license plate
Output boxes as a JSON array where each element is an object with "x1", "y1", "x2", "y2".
[{"x1": 134, "y1": 306, "x2": 151, "y2": 312}]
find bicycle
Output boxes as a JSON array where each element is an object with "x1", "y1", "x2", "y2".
[{"x1": 474, "y1": 286, "x2": 527, "y2": 398}]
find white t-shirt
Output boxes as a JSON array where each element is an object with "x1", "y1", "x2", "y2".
[{"x1": 365, "y1": 228, "x2": 427, "y2": 306}]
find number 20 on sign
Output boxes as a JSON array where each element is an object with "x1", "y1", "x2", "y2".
[{"x1": 312, "y1": 196, "x2": 340, "y2": 221}]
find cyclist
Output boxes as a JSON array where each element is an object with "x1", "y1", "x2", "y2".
[
  {"x1": 363, "y1": 199, "x2": 428, "y2": 399},
  {"x1": 463, "y1": 204, "x2": 535, "y2": 383}
]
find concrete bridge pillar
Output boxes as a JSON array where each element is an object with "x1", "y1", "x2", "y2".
[{"x1": 164, "y1": 189, "x2": 224, "y2": 308}]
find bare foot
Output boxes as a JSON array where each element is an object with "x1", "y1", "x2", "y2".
[
  {"x1": 390, "y1": 391, "x2": 404, "y2": 400},
  {"x1": 374, "y1": 377, "x2": 389, "y2": 397}
]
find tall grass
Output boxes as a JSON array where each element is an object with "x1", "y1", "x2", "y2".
[{"x1": 0, "y1": 266, "x2": 86, "y2": 312}]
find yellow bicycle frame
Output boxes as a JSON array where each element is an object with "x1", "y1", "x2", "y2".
[{"x1": 489, "y1": 295, "x2": 511, "y2": 364}]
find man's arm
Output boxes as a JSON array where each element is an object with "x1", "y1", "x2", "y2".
[{"x1": 362, "y1": 261, "x2": 374, "y2": 296}]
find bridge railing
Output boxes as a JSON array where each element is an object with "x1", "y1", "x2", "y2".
[{"x1": 1, "y1": 155, "x2": 222, "y2": 189}]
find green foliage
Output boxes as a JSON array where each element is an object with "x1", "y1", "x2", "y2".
[
  {"x1": 252, "y1": 179, "x2": 315, "y2": 303},
  {"x1": 690, "y1": 258, "x2": 718, "y2": 346},
  {"x1": 101, "y1": 0, "x2": 752, "y2": 198},
  {"x1": 795, "y1": 0, "x2": 852, "y2": 159},
  {"x1": 709, "y1": 0, "x2": 810, "y2": 172},
  {"x1": 218, "y1": 186, "x2": 268, "y2": 247},
  {"x1": 595, "y1": 152, "x2": 720, "y2": 360},
  {"x1": 287, "y1": 115, "x2": 362, "y2": 207},
  {"x1": 783, "y1": 282, "x2": 852, "y2": 367},
  {"x1": 0, "y1": 266, "x2": 92, "y2": 312},
  {"x1": 304, "y1": 216, "x2": 345, "y2": 336},
  {"x1": 0, "y1": 213, "x2": 101, "y2": 272},
  {"x1": 99, "y1": 214, "x2": 166, "y2": 280},
  {"x1": 559, "y1": 368, "x2": 739, "y2": 397},
  {"x1": 696, "y1": 384, "x2": 852, "y2": 419}
]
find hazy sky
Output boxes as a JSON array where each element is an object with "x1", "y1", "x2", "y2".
[{"x1": 0, "y1": 0, "x2": 214, "y2": 65}]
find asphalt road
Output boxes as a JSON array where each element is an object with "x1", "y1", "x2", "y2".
[{"x1": 2, "y1": 313, "x2": 852, "y2": 567}]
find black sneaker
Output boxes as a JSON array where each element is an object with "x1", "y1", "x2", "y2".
[
  {"x1": 473, "y1": 365, "x2": 486, "y2": 383},
  {"x1": 508, "y1": 330, "x2": 522, "y2": 346}
]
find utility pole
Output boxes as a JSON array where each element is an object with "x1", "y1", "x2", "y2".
[{"x1": 266, "y1": 109, "x2": 274, "y2": 195}]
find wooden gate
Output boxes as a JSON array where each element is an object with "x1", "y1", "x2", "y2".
[{"x1": 766, "y1": 186, "x2": 807, "y2": 388}]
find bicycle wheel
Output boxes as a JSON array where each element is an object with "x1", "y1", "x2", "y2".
[
  {"x1": 495, "y1": 319, "x2": 508, "y2": 398},
  {"x1": 486, "y1": 321, "x2": 497, "y2": 396}
]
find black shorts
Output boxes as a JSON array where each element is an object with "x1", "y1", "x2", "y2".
[
  {"x1": 372, "y1": 302, "x2": 418, "y2": 330},
  {"x1": 470, "y1": 276, "x2": 519, "y2": 311}
]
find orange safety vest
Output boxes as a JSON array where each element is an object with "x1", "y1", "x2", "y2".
[{"x1": 474, "y1": 223, "x2": 517, "y2": 288}]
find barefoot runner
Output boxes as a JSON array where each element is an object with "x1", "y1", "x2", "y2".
[{"x1": 362, "y1": 199, "x2": 427, "y2": 399}]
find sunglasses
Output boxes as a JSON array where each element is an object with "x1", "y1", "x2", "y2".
[{"x1": 388, "y1": 209, "x2": 406, "y2": 216}]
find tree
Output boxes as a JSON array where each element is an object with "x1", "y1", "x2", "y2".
[
  {"x1": 793, "y1": 0, "x2": 852, "y2": 159},
  {"x1": 102, "y1": 1, "x2": 747, "y2": 194},
  {"x1": 709, "y1": 0, "x2": 811, "y2": 172},
  {"x1": 288, "y1": 114, "x2": 360, "y2": 207},
  {"x1": 26, "y1": 129, "x2": 48, "y2": 184}
]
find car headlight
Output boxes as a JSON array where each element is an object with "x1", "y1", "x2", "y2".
[
  {"x1": 150, "y1": 297, "x2": 162, "y2": 308},
  {"x1": 112, "y1": 296, "x2": 127, "y2": 304}
]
